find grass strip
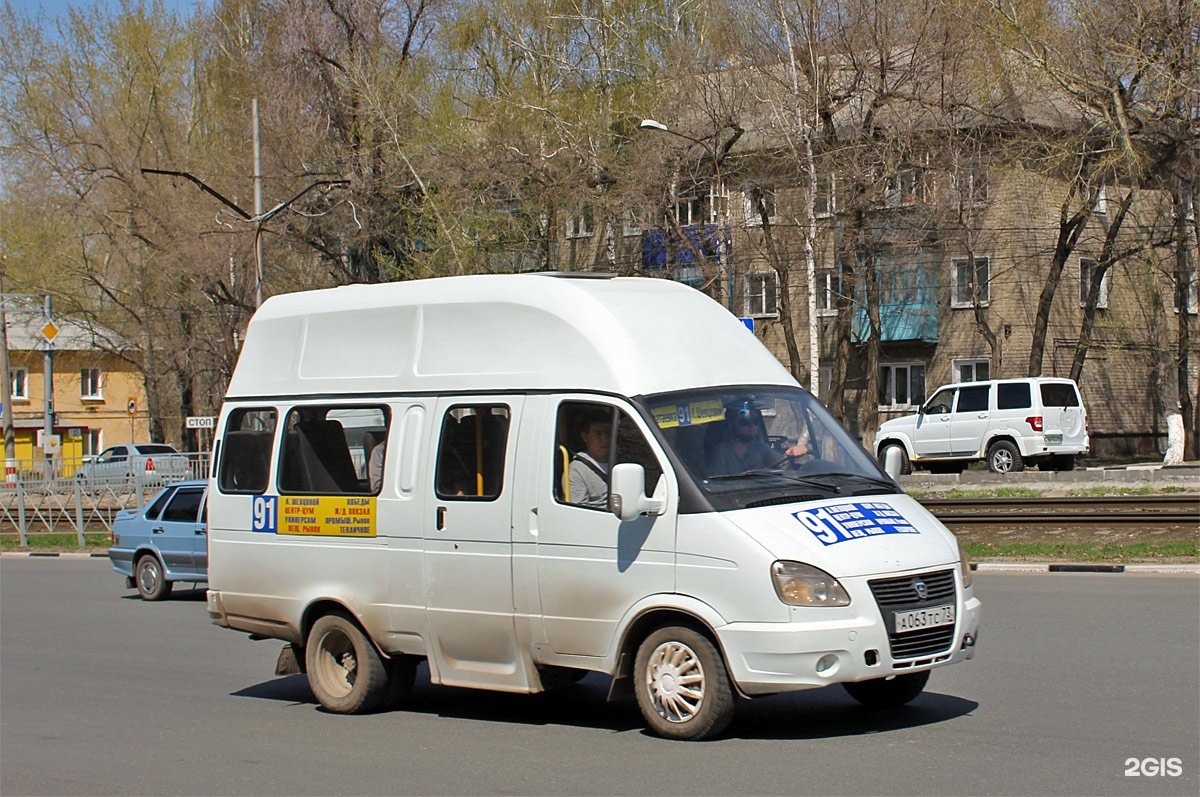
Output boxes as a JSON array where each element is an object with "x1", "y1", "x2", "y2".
[{"x1": 964, "y1": 540, "x2": 1198, "y2": 563}]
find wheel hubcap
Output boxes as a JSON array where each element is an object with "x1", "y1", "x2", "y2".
[
  {"x1": 138, "y1": 560, "x2": 159, "y2": 593},
  {"x1": 645, "y1": 641, "x2": 705, "y2": 723},
  {"x1": 994, "y1": 450, "x2": 1012, "y2": 471},
  {"x1": 315, "y1": 628, "x2": 358, "y2": 698}
]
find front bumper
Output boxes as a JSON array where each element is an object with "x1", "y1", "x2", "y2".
[{"x1": 717, "y1": 581, "x2": 981, "y2": 696}]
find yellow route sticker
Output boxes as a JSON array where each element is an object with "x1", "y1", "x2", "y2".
[{"x1": 278, "y1": 496, "x2": 376, "y2": 537}]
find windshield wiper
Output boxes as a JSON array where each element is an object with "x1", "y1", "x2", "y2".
[
  {"x1": 707, "y1": 469, "x2": 788, "y2": 481},
  {"x1": 708, "y1": 470, "x2": 846, "y2": 495},
  {"x1": 801, "y1": 471, "x2": 900, "y2": 495}
]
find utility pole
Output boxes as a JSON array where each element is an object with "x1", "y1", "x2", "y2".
[
  {"x1": 639, "y1": 119, "x2": 736, "y2": 310},
  {"x1": 41, "y1": 295, "x2": 55, "y2": 476},
  {"x1": 252, "y1": 97, "x2": 264, "y2": 308},
  {"x1": 0, "y1": 269, "x2": 15, "y2": 484}
]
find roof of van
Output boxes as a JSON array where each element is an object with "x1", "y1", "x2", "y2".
[{"x1": 226, "y1": 274, "x2": 797, "y2": 399}]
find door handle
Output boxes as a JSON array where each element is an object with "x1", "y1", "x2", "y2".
[
  {"x1": 436, "y1": 506, "x2": 446, "y2": 531},
  {"x1": 194, "y1": 528, "x2": 207, "y2": 536},
  {"x1": 151, "y1": 527, "x2": 164, "y2": 534}
]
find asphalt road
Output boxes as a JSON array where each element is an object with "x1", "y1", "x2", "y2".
[{"x1": 1, "y1": 558, "x2": 1197, "y2": 797}]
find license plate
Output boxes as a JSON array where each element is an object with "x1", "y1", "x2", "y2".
[
  {"x1": 894, "y1": 604, "x2": 955, "y2": 632},
  {"x1": 1044, "y1": 433, "x2": 1063, "y2": 444}
]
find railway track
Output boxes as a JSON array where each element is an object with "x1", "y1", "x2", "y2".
[{"x1": 922, "y1": 495, "x2": 1199, "y2": 526}]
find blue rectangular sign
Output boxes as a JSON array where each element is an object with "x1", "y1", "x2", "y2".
[{"x1": 792, "y1": 501, "x2": 920, "y2": 546}]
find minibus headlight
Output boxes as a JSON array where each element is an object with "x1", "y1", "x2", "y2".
[
  {"x1": 771, "y1": 561, "x2": 851, "y2": 607},
  {"x1": 957, "y1": 536, "x2": 973, "y2": 588}
]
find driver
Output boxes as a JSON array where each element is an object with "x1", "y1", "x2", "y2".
[{"x1": 708, "y1": 399, "x2": 809, "y2": 476}]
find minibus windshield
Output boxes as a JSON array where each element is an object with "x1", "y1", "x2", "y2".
[{"x1": 642, "y1": 386, "x2": 897, "y2": 510}]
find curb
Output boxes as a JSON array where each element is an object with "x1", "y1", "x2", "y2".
[
  {"x1": 973, "y1": 561, "x2": 1199, "y2": 575},
  {"x1": 1, "y1": 552, "x2": 109, "y2": 560}
]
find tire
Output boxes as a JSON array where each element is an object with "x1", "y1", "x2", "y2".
[
  {"x1": 878, "y1": 443, "x2": 912, "y2": 476},
  {"x1": 135, "y1": 554, "x2": 172, "y2": 601},
  {"x1": 843, "y1": 670, "x2": 929, "y2": 708},
  {"x1": 381, "y1": 656, "x2": 418, "y2": 708},
  {"x1": 633, "y1": 626, "x2": 734, "y2": 741},
  {"x1": 986, "y1": 440, "x2": 1024, "y2": 473},
  {"x1": 305, "y1": 612, "x2": 389, "y2": 714}
]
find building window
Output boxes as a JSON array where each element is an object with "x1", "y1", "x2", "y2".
[
  {"x1": 885, "y1": 167, "x2": 930, "y2": 207},
  {"x1": 81, "y1": 368, "x2": 103, "y2": 400},
  {"x1": 814, "y1": 174, "x2": 835, "y2": 218},
  {"x1": 674, "y1": 183, "x2": 727, "y2": 226},
  {"x1": 744, "y1": 271, "x2": 779, "y2": 317},
  {"x1": 1092, "y1": 183, "x2": 1108, "y2": 216},
  {"x1": 622, "y1": 209, "x2": 644, "y2": 238},
  {"x1": 85, "y1": 429, "x2": 102, "y2": 457},
  {"x1": 9, "y1": 368, "x2": 28, "y2": 400},
  {"x1": 743, "y1": 186, "x2": 778, "y2": 226},
  {"x1": 674, "y1": 194, "x2": 703, "y2": 226},
  {"x1": 816, "y1": 268, "x2": 838, "y2": 316},
  {"x1": 818, "y1": 366, "x2": 832, "y2": 398},
  {"x1": 1079, "y1": 258, "x2": 1109, "y2": 309},
  {"x1": 1178, "y1": 264, "x2": 1199, "y2": 315},
  {"x1": 951, "y1": 256, "x2": 990, "y2": 308},
  {"x1": 953, "y1": 358, "x2": 990, "y2": 383},
  {"x1": 566, "y1": 206, "x2": 594, "y2": 238},
  {"x1": 952, "y1": 158, "x2": 988, "y2": 205},
  {"x1": 879, "y1": 362, "x2": 926, "y2": 409}
]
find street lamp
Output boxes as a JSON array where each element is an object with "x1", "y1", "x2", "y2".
[{"x1": 638, "y1": 119, "x2": 732, "y2": 310}]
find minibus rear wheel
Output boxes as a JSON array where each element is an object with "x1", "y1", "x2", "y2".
[
  {"x1": 305, "y1": 612, "x2": 388, "y2": 714},
  {"x1": 842, "y1": 670, "x2": 929, "y2": 708},
  {"x1": 633, "y1": 626, "x2": 734, "y2": 741}
]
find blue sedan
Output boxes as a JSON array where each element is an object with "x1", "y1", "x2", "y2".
[{"x1": 108, "y1": 480, "x2": 208, "y2": 601}]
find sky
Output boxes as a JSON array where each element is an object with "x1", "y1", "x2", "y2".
[{"x1": 7, "y1": 1, "x2": 207, "y2": 23}]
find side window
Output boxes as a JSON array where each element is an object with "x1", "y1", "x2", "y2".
[
  {"x1": 436, "y1": 405, "x2": 510, "y2": 500},
  {"x1": 997, "y1": 383, "x2": 1032, "y2": 410},
  {"x1": 1040, "y1": 384, "x2": 1080, "y2": 407},
  {"x1": 145, "y1": 488, "x2": 174, "y2": 521},
  {"x1": 555, "y1": 402, "x2": 660, "y2": 510},
  {"x1": 218, "y1": 408, "x2": 277, "y2": 494},
  {"x1": 956, "y1": 385, "x2": 990, "y2": 413},
  {"x1": 923, "y1": 388, "x2": 956, "y2": 414},
  {"x1": 280, "y1": 406, "x2": 386, "y2": 495},
  {"x1": 162, "y1": 488, "x2": 204, "y2": 523}
]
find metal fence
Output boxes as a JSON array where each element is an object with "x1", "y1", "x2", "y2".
[{"x1": 0, "y1": 453, "x2": 210, "y2": 545}]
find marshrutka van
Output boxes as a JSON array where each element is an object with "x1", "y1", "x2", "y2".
[{"x1": 207, "y1": 273, "x2": 980, "y2": 740}]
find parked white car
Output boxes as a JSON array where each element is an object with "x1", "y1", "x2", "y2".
[
  {"x1": 76, "y1": 444, "x2": 193, "y2": 487},
  {"x1": 875, "y1": 377, "x2": 1089, "y2": 474}
]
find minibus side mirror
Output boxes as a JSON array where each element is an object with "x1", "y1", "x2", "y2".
[
  {"x1": 882, "y1": 446, "x2": 905, "y2": 480},
  {"x1": 610, "y1": 463, "x2": 666, "y2": 522}
]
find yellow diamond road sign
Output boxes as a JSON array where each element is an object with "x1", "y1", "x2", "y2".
[{"x1": 40, "y1": 321, "x2": 59, "y2": 343}]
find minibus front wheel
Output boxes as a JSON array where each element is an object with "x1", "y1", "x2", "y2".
[
  {"x1": 633, "y1": 626, "x2": 734, "y2": 741},
  {"x1": 305, "y1": 612, "x2": 389, "y2": 713}
]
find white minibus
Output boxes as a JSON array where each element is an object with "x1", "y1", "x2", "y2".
[{"x1": 207, "y1": 273, "x2": 980, "y2": 740}]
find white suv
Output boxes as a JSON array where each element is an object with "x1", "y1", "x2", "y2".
[{"x1": 875, "y1": 377, "x2": 1089, "y2": 474}]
